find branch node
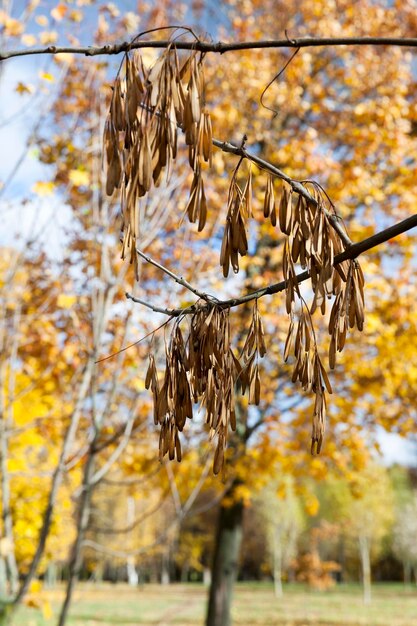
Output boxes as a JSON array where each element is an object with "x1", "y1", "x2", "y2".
[
  {"x1": 285, "y1": 30, "x2": 297, "y2": 46},
  {"x1": 240, "y1": 134, "x2": 248, "y2": 149}
]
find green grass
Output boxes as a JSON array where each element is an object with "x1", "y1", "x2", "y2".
[{"x1": 11, "y1": 582, "x2": 417, "y2": 625}]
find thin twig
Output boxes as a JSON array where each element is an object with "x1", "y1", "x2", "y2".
[
  {"x1": 136, "y1": 98, "x2": 350, "y2": 247},
  {"x1": 182, "y1": 455, "x2": 212, "y2": 516},
  {"x1": 135, "y1": 248, "x2": 216, "y2": 302},
  {"x1": 165, "y1": 462, "x2": 182, "y2": 517},
  {"x1": 125, "y1": 292, "x2": 197, "y2": 317},
  {"x1": 94, "y1": 318, "x2": 172, "y2": 364},
  {"x1": 125, "y1": 293, "x2": 179, "y2": 316},
  {"x1": 260, "y1": 47, "x2": 300, "y2": 116},
  {"x1": 3, "y1": 36, "x2": 417, "y2": 61},
  {"x1": 214, "y1": 139, "x2": 353, "y2": 248}
]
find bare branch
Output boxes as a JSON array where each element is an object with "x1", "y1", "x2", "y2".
[
  {"x1": 135, "y1": 248, "x2": 216, "y2": 303},
  {"x1": 127, "y1": 213, "x2": 417, "y2": 316},
  {"x1": 125, "y1": 292, "x2": 189, "y2": 316},
  {"x1": 91, "y1": 494, "x2": 169, "y2": 535},
  {"x1": 82, "y1": 518, "x2": 179, "y2": 558},
  {"x1": 87, "y1": 413, "x2": 135, "y2": 488},
  {"x1": 218, "y1": 212, "x2": 417, "y2": 308},
  {"x1": 165, "y1": 461, "x2": 182, "y2": 517},
  {"x1": 214, "y1": 139, "x2": 353, "y2": 248},
  {"x1": 101, "y1": 464, "x2": 160, "y2": 486},
  {"x1": 182, "y1": 455, "x2": 212, "y2": 516},
  {"x1": 3, "y1": 36, "x2": 417, "y2": 62}
]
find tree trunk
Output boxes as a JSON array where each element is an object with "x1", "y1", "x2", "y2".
[
  {"x1": 403, "y1": 560, "x2": 411, "y2": 586},
  {"x1": 206, "y1": 483, "x2": 244, "y2": 626},
  {"x1": 126, "y1": 497, "x2": 138, "y2": 586},
  {"x1": 0, "y1": 558, "x2": 12, "y2": 626},
  {"x1": 161, "y1": 550, "x2": 171, "y2": 585},
  {"x1": 45, "y1": 562, "x2": 57, "y2": 588},
  {"x1": 0, "y1": 392, "x2": 19, "y2": 597},
  {"x1": 273, "y1": 525, "x2": 283, "y2": 598},
  {"x1": 359, "y1": 535, "x2": 371, "y2": 604},
  {"x1": 181, "y1": 564, "x2": 189, "y2": 583},
  {"x1": 0, "y1": 558, "x2": 6, "y2": 597},
  {"x1": 57, "y1": 448, "x2": 95, "y2": 626},
  {"x1": 127, "y1": 557, "x2": 139, "y2": 586},
  {"x1": 203, "y1": 567, "x2": 212, "y2": 587}
]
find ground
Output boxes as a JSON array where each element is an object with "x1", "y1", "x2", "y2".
[{"x1": 12, "y1": 582, "x2": 417, "y2": 625}]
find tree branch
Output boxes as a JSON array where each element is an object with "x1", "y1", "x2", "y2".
[
  {"x1": 3, "y1": 36, "x2": 417, "y2": 61},
  {"x1": 91, "y1": 494, "x2": 169, "y2": 535},
  {"x1": 125, "y1": 292, "x2": 195, "y2": 316},
  {"x1": 217, "y1": 213, "x2": 417, "y2": 308},
  {"x1": 135, "y1": 248, "x2": 216, "y2": 302},
  {"x1": 215, "y1": 140, "x2": 353, "y2": 247},
  {"x1": 127, "y1": 213, "x2": 417, "y2": 315}
]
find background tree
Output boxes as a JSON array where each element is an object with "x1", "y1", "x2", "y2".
[
  {"x1": 255, "y1": 477, "x2": 305, "y2": 597},
  {"x1": 392, "y1": 494, "x2": 417, "y2": 585},
  {"x1": 319, "y1": 464, "x2": 395, "y2": 603}
]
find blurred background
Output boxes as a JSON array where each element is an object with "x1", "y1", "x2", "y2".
[{"x1": 0, "y1": 1, "x2": 417, "y2": 625}]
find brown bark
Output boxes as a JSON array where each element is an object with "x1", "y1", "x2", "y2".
[{"x1": 206, "y1": 481, "x2": 244, "y2": 626}]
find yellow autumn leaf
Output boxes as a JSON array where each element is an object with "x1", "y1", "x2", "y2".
[
  {"x1": 69, "y1": 9, "x2": 84, "y2": 23},
  {"x1": 42, "y1": 600, "x2": 53, "y2": 620},
  {"x1": 57, "y1": 294, "x2": 76, "y2": 308},
  {"x1": 40, "y1": 30, "x2": 58, "y2": 45},
  {"x1": 276, "y1": 484, "x2": 287, "y2": 499},
  {"x1": 39, "y1": 71, "x2": 55, "y2": 82},
  {"x1": 4, "y1": 17, "x2": 24, "y2": 36},
  {"x1": 134, "y1": 378, "x2": 146, "y2": 392},
  {"x1": 305, "y1": 494, "x2": 320, "y2": 516},
  {"x1": 51, "y1": 4, "x2": 67, "y2": 21},
  {"x1": 21, "y1": 34, "x2": 37, "y2": 46},
  {"x1": 54, "y1": 52, "x2": 74, "y2": 65},
  {"x1": 69, "y1": 169, "x2": 90, "y2": 187},
  {"x1": 7, "y1": 457, "x2": 25, "y2": 473},
  {"x1": 35, "y1": 15, "x2": 49, "y2": 27},
  {"x1": 32, "y1": 181, "x2": 55, "y2": 196},
  {"x1": 29, "y1": 580, "x2": 42, "y2": 594},
  {"x1": 15, "y1": 82, "x2": 34, "y2": 95}
]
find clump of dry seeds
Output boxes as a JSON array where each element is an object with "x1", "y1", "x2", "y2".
[
  {"x1": 105, "y1": 36, "x2": 365, "y2": 470},
  {"x1": 104, "y1": 45, "x2": 212, "y2": 277}
]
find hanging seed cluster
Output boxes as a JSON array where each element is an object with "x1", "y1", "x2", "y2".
[
  {"x1": 104, "y1": 36, "x2": 367, "y2": 467},
  {"x1": 263, "y1": 173, "x2": 277, "y2": 225},
  {"x1": 104, "y1": 46, "x2": 212, "y2": 277},
  {"x1": 273, "y1": 177, "x2": 364, "y2": 449},
  {"x1": 145, "y1": 302, "x2": 266, "y2": 474},
  {"x1": 284, "y1": 303, "x2": 332, "y2": 453},
  {"x1": 220, "y1": 162, "x2": 253, "y2": 277},
  {"x1": 280, "y1": 181, "x2": 348, "y2": 313},
  {"x1": 278, "y1": 180, "x2": 365, "y2": 364},
  {"x1": 328, "y1": 260, "x2": 364, "y2": 369},
  {"x1": 217, "y1": 164, "x2": 365, "y2": 452},
  {"x1": 240, "y1": 301, "x2": 267, "y2": 406}
]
